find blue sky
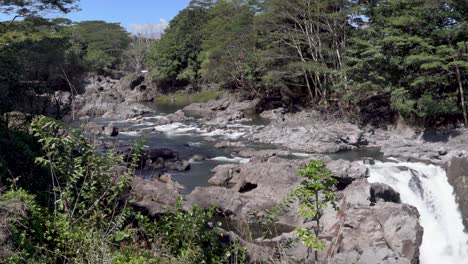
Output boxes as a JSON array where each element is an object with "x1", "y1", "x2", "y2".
[
  {"x1": 1, "y1": 0, "x2": 191, "y2": 34},
  {"x1": 66, "y1": 0, "x2": 190, "y2": 27}
]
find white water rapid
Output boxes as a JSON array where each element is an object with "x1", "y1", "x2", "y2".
[{"x1": 367, "y1": 161, "x2": 468, "y2": 264}]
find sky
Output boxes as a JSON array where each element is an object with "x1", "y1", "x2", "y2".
[{"x1": 1, "y1": 0, "x2": 191, "y2": 37}]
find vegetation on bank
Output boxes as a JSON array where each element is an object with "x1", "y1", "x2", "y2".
[
  {"x1": 0, "y1": 117, "x2": 246, "y2": 263},
  {"x1": 149, "y1": 0, "x2": 468, "y2": 127},
  {"x1": 154, "y1": 89, "x2": 224, "y2": 106}
]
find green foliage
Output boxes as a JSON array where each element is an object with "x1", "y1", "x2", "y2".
[
  {"x1": 31, "y1": 116, "x2": 141, "y2": 226},
  {"x1": 347, "y1": 0, "x2": 468, "y2": 123},
  {"x1": 69, "y1": 21, "x2": 131, "y2": 72},
  {"x1": 199, "y1": 0, "x2": 261, "y2": 90},
  {"x1": 135, "y1": 197, "x2": 245, "y2": 263},
  {"x1": 154, "y1": 89, "x2": 224, "y2": 106},
  {"x1": 148, "y1": 7, "x2": 208, "y2": 82},
  {"x1": 0, "y1": 117, "x2": 246, "y2": 263},
  {"x1": 0, "y1": 0, "x2": 78, "y2": 18},
  {"x1": 292, "y1": 161, "x2": 338, "y2": 261}
]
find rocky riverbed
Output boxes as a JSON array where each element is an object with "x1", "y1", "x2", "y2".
[{"x1": 72, "y1": 74, "x2": 468, "y2": 264}]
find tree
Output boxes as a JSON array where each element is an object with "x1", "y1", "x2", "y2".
[
  {"x1": 347, "y1": 0, "x2": 468, "y2": 125},
  {"x1": 0, "y1": 0, "x2": 77, "y2": 32},
  {"x1": 293, "y1": 161, "x2": 338, "y2": 264},
  {"x1": 199, "y1": 0, "x2": 261, "y2": 91},
  {"x1": 69, "y1": 21, "x2": 131, "y2": 72},
  {"x1": 148, "y1": 7, "x2": 208, "y2": 84},
  {"x1": 259, "y1": 0, "x2": 351, "y2": 103},
  {"x1": 123, "y1": 35, "x2": 154, "y2": 73}
]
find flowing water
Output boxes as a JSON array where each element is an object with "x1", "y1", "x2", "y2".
[
  {"x1": 94, "y1": 102, "x2": 468, "y2": 262},
  {"x1": 368, "y1": 161, "x2": 468, "y2": 264}
]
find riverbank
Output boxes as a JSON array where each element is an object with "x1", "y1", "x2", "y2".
[{"x1": 71, "y1": 74, "x2": 468, "y2": 263}]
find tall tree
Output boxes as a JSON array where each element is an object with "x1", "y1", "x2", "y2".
[
  {"x1": 199, "y1": 0, "x2": 261, "y2": 91},
  {"x1": 148, "y1": 7, "x2": 208, "y2": 83},
  {"x1": 260, "y1": 0, "x2": 351, "y2": 104},
  {"x1": 347, "y1": 0, "x2": 468, "y2": 125},
  {"x1": 69, "y1": 21, "x2": 130, "y2": 72}
]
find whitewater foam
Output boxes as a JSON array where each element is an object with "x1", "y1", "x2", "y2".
[{"x1": 368, "y1": 161, "x2": 468, "y2": 264}]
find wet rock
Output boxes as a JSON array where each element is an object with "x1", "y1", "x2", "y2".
[
  {"x1": 446, "y1": 156, "x2": 468, "y2": 229},
  {"x1": 84, "y1": 123, "x2": 119, "y2": 137},
  {"x1": 260, "y1": 108, "x2": 286, "y2": 120},
  {"x1": 370, "y1": 127, "x2": 468, "y2": 165},
  {"x1": 250, "y1": 111, "x2": 365, "y2": 153},
  {"x1": 190, "y1": 154, "x2": 208, "y2": 162},
  {"x1": 103, "y1": 125, "x2": 119, "y2": 137},
  {"x1": 327, "y1": 160, "x2": 369, "y2": 190},
  {"x1": 187, "y1": 156, "x2": 303, "y2": 223},
  {"x1": 370, "y1": 183, "x2": 401, "y2": 205},
  {"x1": 165, "y1": 110, "x2": 187, "y2": 123},
  {"x1": 237, "y1": 149, "x2": 292, "y2": 159},
  {"x1": 328, "y1": 201, "x2": 422, "y2": 264},
  {"x1": 187, "y1": 156, "x2": 422, "y2": 264},
  {"x1": 214, "y1": 141, "x2": 246, "y2": 149},
  {"x1": 183, "y1": 93, "x2": 259, "y2": 122},
  {"x1": 208, "y1": 164, "x2": 238, "y2": 186},
  {"x1": 142, "y1": 148, "x2": 178, "y2": 162},
  {"x1": 165, "y1": 160, "x2": 191, "y2": 172}
]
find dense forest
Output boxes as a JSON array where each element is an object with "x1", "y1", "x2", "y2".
[
  {"x1": 1, "y1": 0, "x2": 468, "y2": 263},
  {"x1": 1, "y1": 0, "x2": 467, "y2": 126},
  {"x1": 148, "y1": 0, "x2": 468, "y2": 127}
]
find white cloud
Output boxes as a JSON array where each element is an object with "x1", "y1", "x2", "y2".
[{"x1": 129, "y1": 19, "x2": 169, "y2": 39}]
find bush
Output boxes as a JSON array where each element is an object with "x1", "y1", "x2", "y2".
[{"x1": 0, "y1": 116, "x2": 246, "y2": 263}]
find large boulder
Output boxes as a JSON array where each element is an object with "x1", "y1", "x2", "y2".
[
  {"x1": 75, "y1": 75, "x2": 156, "y2": 119},
  {"x1": 131, "y1": 176, "x2": 182, "y2": 216},
  {"x1": 327, "y1": 160, "x2": 370, "y2": 189},
  {"x1": 250, "y1": 111, "x2": 366, "y2": 153},
  {"x1": 188, "y1": 156, "x2": 302, "y2": 223},
  {"x1": 116, "y1": 74, "x2": 158, "y2": 103}
]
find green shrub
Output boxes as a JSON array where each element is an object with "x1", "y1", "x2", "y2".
[{"x1": 0, "y1": 116, "x2": 246, "y2": 264}]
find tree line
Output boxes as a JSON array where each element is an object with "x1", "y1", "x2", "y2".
[{"x1": 148, "y1": 0, "x2": 468, "y2": 127}]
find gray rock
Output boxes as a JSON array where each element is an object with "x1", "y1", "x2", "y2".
[
  {"x1": 189, "y1": 155, "x2": 208, "y2": 162},
  {"x1": 186, "y1": 156, "x2": 422, "y2": 264},
  {"x1": 446, "y1": 157, "x2": 468, "y2": 230},
  {"x1": 183, "y1": 93, "x2": 259, "y2": 122},
  {"x1": 165, "y1": 160, "x2": 191, "y2": 172},
  {"x1": 131, "y1": 176, "x2": 182, "y2": 216},
  {"x1": 327, "y1": 160, "x2": 369, "y2": 189},
  {"x1": 260, "y1": 108, "x2": 286, "y2": 120},
  {"x1": 237, "y1": 149, "x2": 292, "y2": 159},
  {"x1": 214, "y1": 141, "x2": 246, "y2": 149},
  {"x1": 370, "y1": 183, "x2": 401, "y2": 205},
  {"x1": 250, "y1": 111, "x2": 365, "y2": 153},
  {"x1": 76, "y1": 74, "x2": 156, "y2": 119}
]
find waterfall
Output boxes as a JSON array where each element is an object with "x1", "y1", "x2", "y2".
[{"x1": 367, "y1": 161, "x2": 468, "y2": 264}]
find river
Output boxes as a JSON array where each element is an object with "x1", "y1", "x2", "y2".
[{"x1": 94, "y1": 102, "x2": 468, "y2": 262}]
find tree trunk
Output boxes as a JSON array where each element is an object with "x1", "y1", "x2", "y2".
[{"x1": 455, "y1": 65, "x2": 468, "y2": 128}]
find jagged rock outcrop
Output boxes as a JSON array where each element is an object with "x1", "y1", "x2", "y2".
[
  {"x1": 186, "y1": 155, "x2": 422, "y2": 263},
  {"x1": 183, "y1": 93, "x2": 259, "y2": 124},
  {"x1": 368, "y1": 126, "x2": 468, "y2": 164},
  {"x1": 75, "y1": 74, "x2": 156, "y2": 119},
  {"x1": 446, "y1": 157, "x2": 468, "y2": 230}
]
